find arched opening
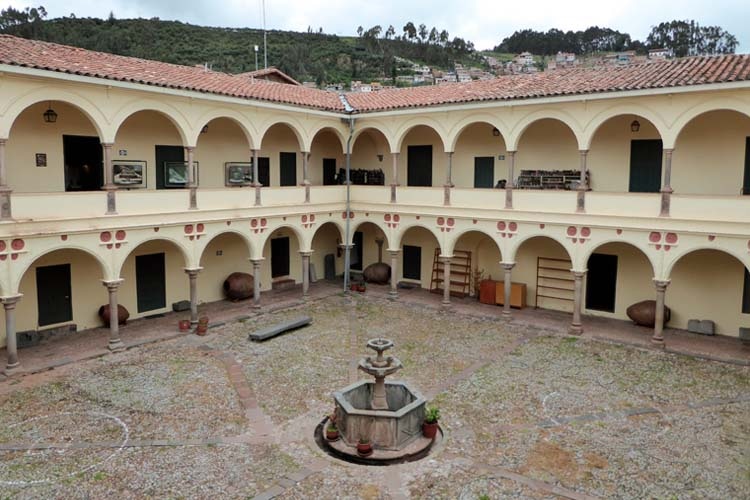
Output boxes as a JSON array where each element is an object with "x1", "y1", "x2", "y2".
[
  {"x1": 516, "y1": 119, "x2": 579, "y2": 190},
  {"x1": 451, "y1": 230, "x2": 503, "y2": 297},
  {"x1": 588, "y1": 114, "x2": 663, "y2": 193},
  {"x1": 118, "y1": 239, "x2": 189, "y2": 318},
  {"x1": 452, "y1": 123, "x2": 508, "y2": 189},
  {"x1": 195, "y1": 118, "x2": 253, "y2": 188},
  {"x1": 7, "y1": 248, "x2": 108, "y2": 347},
  {"x1": 310, "y1": 221, "x2": 345, "y2": 281},
  {"x1": 261, "y1": 227, "x2": 303, "y2": 290},
  {"x1": 350, "y1": 128, "x2": 391, "y2": 185},
  {"x1": 7, "y1": 101, "x2": 104, "y2": 193},
  {"x1": 259, "y1": 123, "x2": 303, "y2": 187},
  {"x1": 668, "y1": 249, "x2": 749, "y2": 336},
  {"x1": 398, "y1": 125, "x2": 445, "y2": 187},
  {"x1": 198, "y1": 232, "x2": 253, "y2": 303},
  {"x1": 513, "y1": 236, "x2": 573, "y2": 312},
  {"x1": 349, "y1": 221, "x2": 389, "y2": 275},
  {"x1": 673, "y1": 110, "x2": 750, "y2": 196},
  {"x1": 397, "y1": 226, "x2": 441, "y2": 290},
  {"x1": 114, "y1": 110, "x2": 186, "y2": 191},
  {"x1": 309, "y1": 128, "x2": 345, "y2": 186},
  {"x1": 582, "y1": 242, "x2": 655, "y2": 319}
]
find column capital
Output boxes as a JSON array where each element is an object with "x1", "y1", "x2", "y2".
[
  {"x1": 0, "y1": 138, "x2": 7, "y2": 145},
  {"x1": 663, "y1": 148, "x2": 674, "y2": 154},
  {"x1": 101, "y1": 278, "x2": 124, "y2": 289},
  {"x1": 339, "y1": 243, "x2": 354, "y2": 250},
  {"x1": 506, "y1": 150, "x2": 517, "y2": 156},
  {"x1": 571, "y1": 269, "x2": 587, "y2": 278},
  {"x1": 387, "y1": 248, "x2": 401, "y2": 255},
  {"x1": 445, "y1": 151, "x2": 454, "y2": 156},
  {"x1": 249, "y1": 257, "x2": 265, "y2": 263},
  {"x1": 299, "y1": 250, "x2": 313, "y2": 257},
  {"x1": 578, "y1": 149, "x2": 589, "y2": 155},
  {"x1": 184, "y1": 267, "x2": 203, "y2": 276},
  {"x1": 653, "y1": 278, "x2": 671, "y2": 290},
  {"x1": 1, "y1": 294, "x2": 23, "y2": 306},
  {"x1": 501, "y1": 262, "x2": 516, "y2": 271},
  {"x1": 101, "y1": 142, "x2": 114, "y2": 148},
  {"x1": 438, "y1": 255, "x2": 453, "y2": 262},
  {"x1": 184, "y1": 145, "x2": 196, "y2": 152}
]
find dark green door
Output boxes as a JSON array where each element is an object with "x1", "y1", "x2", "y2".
[
  {"x1": 743, "y1": 137, "x2": 750, "y2": 195},
  {"x1": 351, "y1": 231, "x2": 363, "y2": 271},
  {"x1": 63, "y1": 135, "x2": 103, "y2": 192},
  {"x1": 257, "y1": 157, "x2": 270, "y2": 187},
  {"x1": 323, "y1": 158, "x2": 337, "y2": 185},
  {"x1": 136, "y1": 253, "x2": 166, "y2": 313},
  {"x1": 271, "y1": 237, "x2": 290, "y2": 277},
  {"x1": 474, "y1": 156, "x2": 495, "y2": 188},
  {"x1": 280, "y1": 152, "x2": 297, "y2": 186},
  {"x1": 402, "y1": 245, "x2": 421, "y2": 280},
  {"x1": 407, "y1": 145, "x2": 432, "y2": 187},
  {"x1": 585, "y1": 254, "x2": 618, "y2": 313},
  {"x1": 629, "y1": 140, "x2": 663, "y2": 193},
  {"x1": 36, "y1": 264, "x2": 72, "y2": 326},
  {"x1": 743, "y1": 268, "x2": 750, "y2": 314},
  {"x1": 155, "y1": 145, "x2": 184, "y2": 189}
]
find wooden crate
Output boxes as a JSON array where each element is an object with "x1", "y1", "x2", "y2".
[{"x1": 495, "y1": 282, "x2": 527, "y2": 309}]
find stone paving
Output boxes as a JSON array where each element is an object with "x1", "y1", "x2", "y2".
[{"x1": 0, "y1": 292, "x2": 748, "y2": 499}]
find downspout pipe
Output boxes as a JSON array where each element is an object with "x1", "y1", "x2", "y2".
[{"x1": 340, "y1": 94, "x2": 356, "y2": 292}]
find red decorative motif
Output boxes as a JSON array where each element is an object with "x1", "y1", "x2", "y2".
[
  {"x1": 580, "y1": 227, "x2": 591, "y2": 237},
  {"x1": 497, "y1": 221, "x2": 518, "y2": 239},
  {"x1": 394, "y1": 214, "x2": 400, "y2": 222},
  {"x1": 437, "y1": 217, "x2": 445, "y2": 226},
  {"x1": 665, "y1": 232, "x2": 678, "y2": 244},
  {"x1": 384, "y1": 213, "x2": 400, "y2": 229},
  {"x1": 0, "y1": 255, "x2": 6, "y2": 261},
  {"x1": 115, "y1": 243, "x2": 121, "y2": 249},
  {"x1": 301, "y1": 214, "x2": 317, "y2": 229},
  {"x1": 365, "y1": 213, "x2": 369, "y2": 217},
  {"x1": 226, "y1": 221, "x2": 231, "y2": 226},
  {"x1": 566, "y1": 226, "x2": 590, "y2": 244},
  {"x1": 447, "y1": 218, "x2": 455, "y2": 227},
  {"x1": 250, "y1": 218, "x2": 268, "y2": 234},
  {"x1": 11, "y1": 239, "x2": 25, "y2": 251},
  {"x1": 100, "y1": 232, "x2": 112, "y2": 243},
  {"x1": 384, "y1": 214, "x2": 391, "y2": 222},
  {"x1": 302, "y1": 215, "x2": 308, "y2": 223},
  {"x1": 497, "y1": 221, "x2": 506, "y2": 231},
  {"x1": 341, "y1": 211, "x2": 354, "y2": 219},
  {"x1": 60, "y1": 235, "x2": 67, "y2": 242},
  {"x1": 11, "y1": 254, "x2": 17, "y2": 260},
  {"x1": 106, "y1": 244, "x2": 113, "y2": 250},
  {"x1": 508, "y1": 222, "x2": 517, "y2": 232},
  {"x1": 649, "y1": 231, "x2": 679, "y2": 251},
  {"x1": 197, "y1": 223, "x2": 205, "y2": 232},
  {"x1": 437, "y1": 216, "x2": 455, "y2": 233},
  {"x1": 0, "y1": 241, "x2": 6, "y2": 251},
  {"x1": 154, "y1": 227, "x2": 160, "y2": 232},
  {"x1": 184, "y1": 225, "x2": 194, "y2": 234},
  {"x1": 566, "y1": 226, "x2": 577, "y2": 237},
  {"x1": 539, "y1": 224, "x2": 545, "y2": 229},
  {"x1": 649, "y1": 232, "x2": 661, "y2": 243},
  {"x1": 616, "y1": 229, "x2": 622, "y2": 235},
  {"x1": 310, "y1": 214, "x2": 315, "y2": 222},
  {"x1": 115, "y1": 230, "x2": 126, "y2": 241},
  {"x1": 708, "y1": 235, "x2": 715, "y2": 241},
  {"x1": 473, "y1": 219, "x2": 477, "y2": 224},
  {"x1": 251, "y1": 219, "x2": 258, "y2": 227}
]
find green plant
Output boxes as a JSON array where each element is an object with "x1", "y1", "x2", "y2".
[
  {"x1": 326, "y1": 423, "x2": 338, "y2": 432},
  {"x1": 358, "y1": 437, "x2": 370, "y2": 444},
  {"x1": 425, "y1": 405, "x2": 440, "y2": 424}
]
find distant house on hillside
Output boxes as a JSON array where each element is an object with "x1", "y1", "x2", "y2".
[
  {"x1": 514, "y1": 52, "x2": 535, "y2": 67},
  {"x1": 235, "y1": 67, "x2": 301, "y2": 85},
  {"x1": 648, "y1": 48, "x2": 672, "y2": 60}
]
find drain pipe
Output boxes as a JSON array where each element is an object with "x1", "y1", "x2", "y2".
[{"x1": 340, "y1": 94, "x2": 355, "y2": 292}]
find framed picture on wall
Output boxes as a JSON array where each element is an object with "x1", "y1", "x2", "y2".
[
  {"x1": 112, "y1": 160, "x2": 146, "y2": 188},
  {"x1": 225, "y1": 162, "x2": 253, "y2": 186},
  {"x1": 164, "y1": 161, "x2": 199, "y2": 187}
]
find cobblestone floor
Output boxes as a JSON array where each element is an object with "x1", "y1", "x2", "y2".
[{"x1": 0, "y1": 294, "x2": 748, "y2": 499}]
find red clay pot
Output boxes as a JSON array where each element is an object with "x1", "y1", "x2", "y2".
[
  {"x1": 178, "y1": 320, "x2": 191, "y2": 332},
  {"x1": 325, "y1": 428, "x2": 339, "y2": 441},
  {"x1": 423, "y1": 421, "x2": 439, "y2": 439},
  {"x1": 196, "y1": 324, "x2": 208, "y2": 336},
  {"x1": 356, "y1": 441, "x2": 373, "y2": 457}
]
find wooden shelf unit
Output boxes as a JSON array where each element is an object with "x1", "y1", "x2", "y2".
[
  {"x1": 535, "y1": 257, "x2": 574, "y2": 311},
  {"x1": 430, "y1": 248, "x2": 472, "y2": 298},
  {"x1": 515, "y1": 170, "x2": 590, "y2": 190}
]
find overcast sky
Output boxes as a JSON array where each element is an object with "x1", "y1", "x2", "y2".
[{"x1": 6, "y1": 0, "x2": 749, "y2": 51}]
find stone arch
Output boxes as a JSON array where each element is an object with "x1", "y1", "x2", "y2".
[
  {"x1": 196, "y1": 229, "x2": 255, "y2": 264},
  {"x1": 582, "y1": 106, "x2": 669, "y2": 150},
  {"x1": 307, "y1": 125, "x2": 348, "y2": 154},
  {"x1": 192, "y1": 109, "x2": 258, "y2": 149},
  {"x1": 259, "y1": 224, "x2": 307, "y2": 254},
  {"x1": 444, "y1": 227, "x2": 503, "y2": 259},
  {"x1": 446, "y1": 115, "x2": 510, "y2": 152},
  {"x1": 352, "y1": 125, "x2": 395, "y2": 153},
  {"x1": 664, "y1": 246, "x2": 750, "y2": 278},
  {"x1": 258, "y1": 119, "x2": 306, "y2": 151},
  {"x1": 507, "y1": 110, "x2": 584, "y2": 151},
  {"x1": 0, "y1": 88, "x2": 108, "y2": 140},
  {"x1": 581, "y1": 240, "x2": 657, "y2": 278},
  {"x1": 12, "y1": 245, "x2": 111, "y2": 294},
  {"x1": 114, "y1": 236, "x2": 192, "y2": 278},
  {"x1": 392, "y1": 223, "x2": 443, "y2": 253},
  {"x1": 348, "y1": 220, "x2": 390, "y2": 247},
  {"x1": 111, "y1": 100, "x2": 192, "y2": 145},
  {"x1": 311, "y1": 220, "x2": 346, "y2": 247},
  {"x1": 669, "y1": 99, "x2": 750, "y2": 148},
  {"x1": 506, "y1": 233, "x2": 574, "y2": 264},
  {"x1": 393, "y1": 119, "x2": 448, "y2": 153}
]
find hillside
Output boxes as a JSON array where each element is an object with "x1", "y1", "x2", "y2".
[{"x1": 0, "y1": 16, "x2": 483, "y2": 85}]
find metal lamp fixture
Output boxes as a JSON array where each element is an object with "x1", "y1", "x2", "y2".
[
  {"x1": 492, "y1": 127, "x2": 501, "y2": 137},
  {"x1": 43, "y1": 102, "x2": 57, "y2": 123},
  {"x1": 630, "y1": 120, "x2": 640, "y2": 132},
  {"x1": 201, "y1": 124, "x2": 209, "y2": 134}
]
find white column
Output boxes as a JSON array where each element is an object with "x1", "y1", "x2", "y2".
[
  {"x1": 441, "y1": 256, "x2": 451, "y2": 306},
  {"x1": 2, "y1": 295, "x2": 22, "y2": 375},
  {"x1": 251, "y1": 259, "x2": 262, "y2": 308},
  {"x1": 252, "y1": 149, "x2": 261, "y2": 206},
  {"x1": 102, "y1": 142, "x2": 117, "y2": 215},
  {"x1": 0, "y1": 138, "x2": 11, "y2": 219},
  {"x1": 185, "y1": 268, "x2": 202, "y2": 324},
  {"x1": 301, "y1": 251, "x2": 312, "y2": 299},
  {"x1": 502, "y1": 262, "x2": 515, "y2": 317},
  {"x1": 660, "y1": 149, "x2": 674, "y2": 217},
  {"x1": 389, "y1": 250, "x2": 399, "y2": 300},
  {"x1": 302, "y1": 151, "x2": 311, "y2": 203},
  {"x1": 390, "y1": 152, "x2": 399, "y2": 203},
  {"x1": 505, "y1": 150, "x2": 516, "y2": 209},
  {"x1": 444, "y1": 151, "x2": 453, "y2": 206},
  {"x1": 569, "y1": 270, "x2": 586, "y2": 335},
  {"x1": 103, "y1": 280, "x2": 125, "y2": 351},
  {"x1": 186, "y1": 146, "x2": 197, "y2": 210},
  {"x1": 652, "y1": 279, "x2": 670, "y2": 346},
  {"x1": 576, "y1": 149, "x2": 588, "y2": 213}
]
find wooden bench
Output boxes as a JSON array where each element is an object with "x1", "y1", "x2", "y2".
[{"x1": 248, "y1": 316, "x2": 312, "y2": 342}]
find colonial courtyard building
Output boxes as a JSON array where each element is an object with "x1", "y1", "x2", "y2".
[{"x1": 0, "y1": 35, "x2": 748, "y2": 374}]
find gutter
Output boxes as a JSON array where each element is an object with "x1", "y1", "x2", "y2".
[{"x1": 340, "y1": 93, "x2": 356, "y2": 291}]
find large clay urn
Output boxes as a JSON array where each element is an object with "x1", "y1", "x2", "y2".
[
  {"x1": 363, "y1": 262, "x2": 391, "y2": 284},
  {"x1": 626, "y1": 300, "x2": 671, "y2": 327},
  {"x1": 223, "y1": 272, "x2": 255, "y2": 301},
  {"x1": 98, "y1": 304, "x2": 130, "y2": 326}
]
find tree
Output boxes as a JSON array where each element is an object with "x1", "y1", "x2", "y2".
[
  {"x1": 418, "y1": 23, "x2": 428, "y2": 42},
  {"x1": 646, "y1": 20, "x2": 737, "y2": 57},
  {"x1": 356, "y1": 26, "x2": 363, "y2": 37},
  {"x1": 403, "y1": 22, "x2": 416, "y2": 41},
  {"x1": 439, "y1": 30, "x2": 449, "y2": 46},
  {"x1": 428, "y1": 27, "x2": 438, "y2": 44},
  {"x1": 385, "y1": 25, "x2": 395, "y2": 40}
]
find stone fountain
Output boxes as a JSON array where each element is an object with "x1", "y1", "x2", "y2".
[{"x1": 324, "y1": 338, "x2": 437, "y2": 462}]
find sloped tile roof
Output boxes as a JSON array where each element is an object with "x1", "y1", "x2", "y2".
[
  {"x1": 0, "y1": 35, "x2": 343, "y2": 111},
  {"x1": 1, "y1": 35, "x2": 749, "y2": 115},
  {"x1": 236, "y1": 66, "x2": 301, "y2": 86}
]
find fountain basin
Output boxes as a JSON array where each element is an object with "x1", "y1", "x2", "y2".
[{"x1": 333, "y1": 380, "x2": 425, "y2": 450}]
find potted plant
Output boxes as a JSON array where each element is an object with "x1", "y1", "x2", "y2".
[
  {"x1": 196, "y1": 316, "x2": 209, "y2": 335},
  {"x1": 356, "y1": 437, "x2": 373, "y2": 457},
  {"x1": 423, "y1": 405, "x2": 440, "y2": 439},
  {"x1": 358, "y1": 282, "x2": 367, "y2": 293},
  {"x1": 178, "y1": 319, "x2": 191, "y2": 332},
  {"x1": 325, "y1": 422, "x2": 340, "y2": 441}
]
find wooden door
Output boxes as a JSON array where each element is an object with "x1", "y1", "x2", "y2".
[
  {"x1": 474, "y1": 156, "x2": 495, "y2": 188},
  {"x1": 585, "y1": 253, "x2": 618, "y2": 313},
  {"x1": 629, "y1": 140, "x2": 663, "y2": 193},
  {"x1": 351, "y1": 231, "x2": 363, "y2": 271},
  {"x1": 136, "y1": 253, "x2": 166, "y2": 313},
  {"x1": 323, "y1": 158, "x2": 337, "y2": 185},
  {"x1": 257, "y1": 157, "x2": 270, "y2": 187},
  {"x1": 402, "y1": 245, "x2": 421, "y2": 280},
  {"x1": 271, "y1": 237, "x2": 290, "y2": 278},
  {"x1": 280, "y1": 152, "x2": 297, "y2": 186},
  {"x1": 36, "y1": 264, "x2": 72, "y2": 326},
  {"x1": 63, "y1": 135, "x2": 103, "y2": 192},
  {"x1": 155, "y1": 145, "x2": 184, "y2": 189},
  {"x1": 407, "y1": 145, "x2": 432, "y2": 187}
]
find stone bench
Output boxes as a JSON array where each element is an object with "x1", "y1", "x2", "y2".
[{"x1": 248, "y1": 316, "x2": 312, "y2": 342}]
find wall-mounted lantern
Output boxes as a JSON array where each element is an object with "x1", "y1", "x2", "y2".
[
  {"x1": 43, "y1": 102, "x2": 58, "y2": 123},
  {"x1": 630, "y1": 120, "x2": 640, "y2": 132},
  {"x1": 492, "y1": 127, "x2": 501, "y2": 137}
]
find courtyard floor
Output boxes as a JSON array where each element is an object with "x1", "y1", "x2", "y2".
[{"x1": 0, "y1": 290, "x2": 748, "y2": 499}]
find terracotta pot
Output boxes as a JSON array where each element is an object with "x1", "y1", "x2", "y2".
[
  {"x1": 363, "y1": 262, "x2": 391, "y2": 284},
  {"x1": 358, "y1": 285, "x2": 366, "y2": 293},
  {"x1": 626, "y1": 300, "x2": 672, "y2": 327},
  {"x1": 423, "y1": 421, "x2": 439, "y2": 439},
  {"x1": 196, "y1": 324, "x2": 208, "y2": 336},
  {"x1": 350, "y1": 284, "x2": 358, "y2": 291},
  {"x1": 325, "y1": 428, "x2": 339, "y2": 441},
  {"x1": 223, "y1": 272, "x2": 255, "y2": 301},
  {"x1": 178, "y1": 320, "x2": 191, "y2": 332},
  {"x1": 198, "y1": 316, "x2": 209, "y2": 325},
  {"x1": 356, "y1": 441, "x2": 373, "y2": 457},
  {"x1": 98, "y1": 304, "x2": 130, "y2": 326}
]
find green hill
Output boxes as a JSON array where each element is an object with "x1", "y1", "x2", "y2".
[{"x1": 0, "y1": 15, "x2": 483, "y2": 85}]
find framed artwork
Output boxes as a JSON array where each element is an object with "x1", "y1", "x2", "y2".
[
  {"x1": 112, "y1": 160, "x2": 146, "y2": 188},
  {"x1": 225, "y1": 162, "x2": 254, "y2": 186},
  {"x1": 35, "y1": 153, "x2": 47, "y2": 167},
  {"x1": 164, "y1": 161, "x2": 199, "y2": 187}
]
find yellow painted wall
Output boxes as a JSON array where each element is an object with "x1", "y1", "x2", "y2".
[
  {"x1": 261, "y1": 228, "x2": 302, "y2": 285},
  {"x1": 259, "y1": 125, "x2": 301, "y2": 187},
  {"x1": 351, "y1": 222, "x2": 389, "y2": 273},
  {"x1": 516, "y1": 119, "x2": 578, "y2": 181},
  {"x1": 198, "y1": 233, "x2": 253, "y2": 302},
  {"x1": 513, "y1": 237, "x2": 573, "y2": 312},
  {"x1": 398, "y1": 126, "x2": 447, "y2": 187},
  {"x1": 7, "y1": 102, "x2": 100, "y2": 193},
  {"x1": 453, "y1": 123, "x2": 508, "y2": 188},
  {"x1": 310, "y1": 222, "x2": 344, "y2": 279},
  {"x1": 587, "y1": 115, "x2": 661, "y2": 192},
  {"x1": 399, "y1": 227, "x2": 441, "y2": 287},
  {"x1": 309, "y1": 131, "x2": 344, "y2": 185},
  {"x1": 453, "y1": 231, "x2": 503, "y2": 296},
  {"x1": 195, "y1": 118, "x2": 252, "y2": 188},
  {"x1": 673, "y1": 111, "x2": 750, "y2": 195},
  {"x1": 351, "y1": 130, "x2": 390, "y2": 183}
]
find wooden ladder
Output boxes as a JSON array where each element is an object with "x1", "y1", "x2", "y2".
[{"x1": 430, "y1": 248, "x2": 472, "y2": 298}]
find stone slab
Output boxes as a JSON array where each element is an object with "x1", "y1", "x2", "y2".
[
  {"x1": 688, "y1": 319, "x2": 715, "y2": 335},
  {"x1": 248, "y1": 316, "x2": 312, "y2": 341},
  {"x1": 172, "y1": 300, "x2": 191, "y2": 312}
]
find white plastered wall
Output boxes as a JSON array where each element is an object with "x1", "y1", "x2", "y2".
[
  {"x1": 194, "y1": 118, "x2": 252, "y2": 188},
  {"x1": 516, "y1": 119, "x2": 579, "y2": 179},
  {"x1": 309, "y1": 131, "x2": 345, "y2": 185},
  {"x1": 259, "y1": 125, "x2": 301, "y2": 187},
  {"x1": 261, "y1": 228, "x2": 302, "y2": 285},
  {"x1": 398, "y1": 126, "x2": 447, "y2": 187},
  {"x1": 198, "y1": 233, "x2": 253, "y2": 301},
  {"x1": 398, "y1": 227, "x2": 441, "y2": 288},
  {"x1": 452, "y1": 123, "x2": 508, "y2": 188},
  {"x1": 351, "y1": 131, "x2": 391, "y2": 183}
]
